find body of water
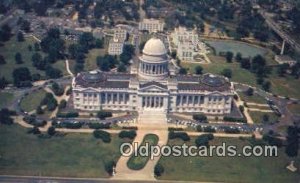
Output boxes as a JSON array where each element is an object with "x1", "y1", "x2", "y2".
[{"x1": 204, "y1": 40, "x2": 267, "y2": 57}]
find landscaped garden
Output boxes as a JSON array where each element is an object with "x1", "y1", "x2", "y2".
[
  {"x1": 181, "y1": 54, "x2": 300, "y2": 99},
  {"x1": 249, "y1": 111, "x2": 280, "y2": 124},
  {"x1": 158, "y1": 137, "x2": 300, "y2": 183},
  {"x1": 0, "y1": 125, "x2": 130, "y2": 178},
  {"x1": 127, "y1": 134, "x2": 159, "y2": 170},
  {"x1": 20, "y1": 89, "x2": 47, "y2": 112}
]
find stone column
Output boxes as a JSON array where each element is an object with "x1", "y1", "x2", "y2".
[
  {"x1": 105, "y1": 93, "x2": 108, "y2": 104},
  {"x1": 117, "y1": 93, "x2": 120, "y2": 104},
  {"x1": 192, "y1": 95, "x2": 195, "y2": 106}
]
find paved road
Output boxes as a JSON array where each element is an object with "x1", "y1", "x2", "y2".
[{"x1": 0, "y1": 175, "x2": 160, "y2": 183}]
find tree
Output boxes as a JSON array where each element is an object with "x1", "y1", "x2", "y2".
[
  {"x1": 97, "y1": 111, "x2": 112, "y2": 120},
  {"x1": 277, "y1": 63, "x2": 289, "y2": 77},
  {"x1": 179, "y1": 68, "x2": 187, "y2": 75},
  {"x1": 95, "y1": 38, "x2": 104, "y2": 48},
  {"x1": 17, "y1": 32, "x2": 24, "y2": 42},
  {"x1": 93, "y1": 130, "x2": 111, "y2": 143},
  {"x1": 193, "y1": 114, "x2": 207, "y2": 122},
  {"x1": 45, "y1": 66, "x2": 62, "y2": 79},
  {"x1": 32, "y1": 53, "x2": 46, "y2": 70},
  {"x1": 262, "y1": 81, "x2": 271, "y2": 91},
  {"x1": 34, "y1": 42, "x2": 40, "y2": 51},
  {"x1": 12, "y1": 67, "x2": 32, "y2": 87},
  {"x1": 246, "y1": 87, "x2": 254, "y2": 96},
  {"x1": 221, "y1": 68, "x2": 232, "y2": 78},
  {"x1": 195, "y1": 134, "x2": 212, "y2": 147},
  {"x1": 0, "y1": 55, "x2": 6, "y2": 64},
  {"x1": 235, "y1": 52, "x2": 242, "y2": 62},
  {"x1": 263, "y1": 114, "x2": 269, "y2": 122},
  {"x1": 225, "y1": 51, "x2": 233, "y2": 62},
  {"x1": 240, "y1": 58, "x2": 251, "y2": 69},
  {"x1": 79, "y1": 32, "x2": 95, "y2": 51},
  {"x1": 285, "y1": 126, "x2": 299, "y2": 157},
  {"x1": 36, "y1": 106, "x2": 44, "y2": 115},
  {"x1": 15, "y1": 52, "x2": 23, "y2": 64},
  {"x1": 0, "y1": 77, "x2": 8, "y2": 89},
  {"x1": 194, "y1": 65, "x2": 203, "y2": 75},
  {"x1": 47, "y1": 126, "x2": 56, "y2": 136},
  {"x1": 51, "y1": 82, "x2": 64, "y2": 96},
  {"x1": 171, "y1": 51, "x2": 177, "y2": 59},
  {"x1": 0, "y1": 108, "x2": 14, "y2": 125},
  {"x1": 154, "y1": 163, "x2": 164, "y2": 177},
  {"x1": 117, "y1": 63, "x2": 126, "y2": 72}
]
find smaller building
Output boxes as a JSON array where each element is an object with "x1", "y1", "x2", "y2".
[
  {"x1": 275, "y1": 55, "x2": 297, "y2": 66},
  {"x1": 139, "y1": 18, "x2": 164, "y2": 33},
  {"x1": 172, "y1": 26, "x2": 199, "y2": 46},
  {"x1": 108, "y1": 38, "x2": 124, "y2": 55},
  {"x1": 177, "y1": 41, "x2": 195, "y2": 61},
  {"x1": 113, "y1": 27, "x2": 127, "y2": 42}
]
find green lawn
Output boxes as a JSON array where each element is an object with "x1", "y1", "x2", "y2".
[
  {"x1": 0, "y1": 125, "x2": 130, "y2": 178},
  {"x1": 238, "y1": 91, "x2": 267, "y2": 104},
  {"x1": 249, "y1": 111, "x2": 280, "y2": 124},
  {"x1": 127, "y1": 134, "x2": 159, "y2": 170},
  {"x1": 0, "y1": 92, "x2": 14, "y2": 109},
  {"x1": 84, "y1": 48, "x2": 107, "y2": 71},
  {"x1": 20, "y1": 89, "x2": 46, "y2": 112},
  {"x1": 182, "y1": 55, "x2": 300, "y2": 99},
  {"x1": 158, "y1": 137, "x2": 300, "y2": 183},
  {"x1": 0, "y1": 36, "x2": 45, "y2": 82}
]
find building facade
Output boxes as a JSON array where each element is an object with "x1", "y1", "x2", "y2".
[
  {"x1": 139, "y1": 18, "x2": 164, "y2": 33},
  {"x1": 73, "y1": 38, "x2": 234, "y2": 115}
]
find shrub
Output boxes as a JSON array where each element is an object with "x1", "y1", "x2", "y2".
[
  {"x1": 122, "y1": 126, "x2": 138, "y2": 130},
  {"x1": 169, "y1": 131, "x2": 190, "y2": 141},
  {"x1": 223, "y1": 116, "x2": 247, "y2": 123},
  {"x1": 119, "y1": 130, "x2": 137, "y2": 139},
  {"x1": 93, "y1": 130, "x2": 111, "y2": 143},
  {"x1": 195, "y1": 134, "x2": 214, "y2": 147},
  {"x1": 196, "y1": 125, "x2": 202, "y2": 132},
  {"x1": 47, "y1": 126, "x2": 56, "y2": 136},
  {"x1": 97, "y1": 111, "x2": 112, "y2": 120},
  {"x1": 88, "y1": 123, "x2": 110, "y2": 129},
  {"x1": 154, "y1": 163, "x2": 164, "y2": 177},
  {"x1": 56, "y1": 112, "x2": 79, "y2": 118},
  {"x1": 193, "y1": 114, "x2": 208, "y2": 122},
  {"x1": 27, "y1": 126, "x2": 41, "y2": 134},
  {"x1": 168, "y1": 127, "x2": 184, "y2": 131},
  {"x1": 56, "y1": 122, "x2": 83, "y2": 129},
  {"x1": 104, "y1": 160, "x2": 116, "y2": 175}
]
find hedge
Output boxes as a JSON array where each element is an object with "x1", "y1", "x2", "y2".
[
  {"x1": 93, "y1": 130, "x2": 111, "y2": 143},
  {"x1": 223, "y1": 116, "x2": 247, "y2": 123},
  {"x1": 88, "y1": 123, "x2": 110, "y2": 129},
  {"x1": 118, "y1": 130, "x2": 137, "y2": 139},
  {"x1": 169, "y1": 131, "x2": 190, "y2": 141},
  {"x1": 56, "y1": 112, "x2": 79, "y2": 118}
]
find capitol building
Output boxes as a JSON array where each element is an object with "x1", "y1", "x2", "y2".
[{"x1": 72, "y1": 38, "x2": 234, "y2": 115}]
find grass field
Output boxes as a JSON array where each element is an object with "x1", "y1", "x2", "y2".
[
  {"x1": 0, "y1": 92, "x2": 14, "y2": 109},
  {"x1": 84, "y1": 48, "x2": 107, "y2": 71},
  {"x1": 287, "y1": 104, "x2": 300, "y2": 115},
  {"x1": 158, "y1": 137, "x2": 300, "y2": 183},
  {"x1": 182, "y1": 55, "x2": 300, "y2": 99},
  {"x1": 20, "y1": 89, "x2": 46, "y2": 112},
  {"x1": 127, "y1": 134, "x2": 159, "y2": 170},
  {"x1": 0, "y1": 36, "x2": 45, "y2": 82},
  {"x1": 0, "y1": 125, "x2": 130, "y2": 178},
  {"x1": 249, "y1": 111, "x2": 280, "y2": 124},
  {"x1": 237, "y1": 91, "x2": 267, "y2": 104}
]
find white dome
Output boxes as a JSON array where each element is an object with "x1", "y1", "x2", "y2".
[{"x1": 143, "y1": 38, "x2": 167, "y2": 56}]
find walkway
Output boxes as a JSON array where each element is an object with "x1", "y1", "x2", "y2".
[
  {"x1": 113, "y1": 112, "x2": 168, "y2": 181},
  {"x1": 65, "y1": 59, "x2": 74, "y2": 77}
]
